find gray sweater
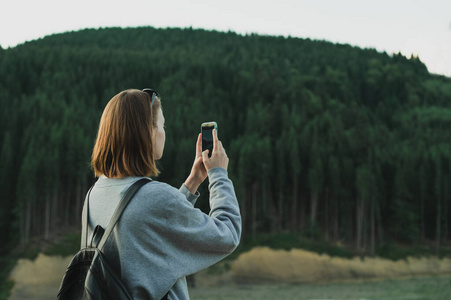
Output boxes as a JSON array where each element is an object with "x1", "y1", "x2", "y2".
[{"x1": 82, "y1": 167, "x2": 241, "y2": 299}]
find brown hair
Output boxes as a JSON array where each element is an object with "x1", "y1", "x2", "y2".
[{"x1": 91, "y1": 89, "x2": 161, "y2": 178}]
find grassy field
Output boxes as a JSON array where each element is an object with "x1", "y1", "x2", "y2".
[
  {"x1": 189, "y1": 276, "x2": 451, "y2": 300},
  {"x1": 5, "y1": 235, "x2": 451, "y2": 300},
  {"x1": 5, "y1": 252, "x2": 451, "y2": 300}
]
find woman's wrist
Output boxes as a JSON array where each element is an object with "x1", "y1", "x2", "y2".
[{"x1": 184, "y1": 176, "x2": 201, "y2": 194}]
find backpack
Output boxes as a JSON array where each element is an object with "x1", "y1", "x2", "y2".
[{"x1": 57, "y1": 178, "x2": 168, "y2": 300}]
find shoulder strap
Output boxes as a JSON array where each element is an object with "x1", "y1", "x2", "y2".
[
  {"x1": 97, "y1": 178, "x2": 151, "y2": 250},
  {"x1": 81, "y1": 184, "x2": 95, "y2": 248}
]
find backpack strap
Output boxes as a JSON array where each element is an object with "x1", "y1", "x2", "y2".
[
  {"x1": 81, "y1": 184, "x2": 95, "y2": 249},
  {"x1": 97, "y1": 178, "x2": 151, "y2": 250}
]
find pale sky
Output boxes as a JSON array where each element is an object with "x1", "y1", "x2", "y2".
[{"x1": 1, "y1": 0, "x2": 450, "y2": 77}]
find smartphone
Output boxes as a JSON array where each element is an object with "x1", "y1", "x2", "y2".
[{"x1": 201, "y1": 122, "x2": 218, "y2": 158}]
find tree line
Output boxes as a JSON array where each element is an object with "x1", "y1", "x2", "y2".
[{"x1": 1, "y1": 27, "x2": 451, "y2": 257}]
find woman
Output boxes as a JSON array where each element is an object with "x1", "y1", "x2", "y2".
[{"x1": 86, "y1": 88, "x2": 241, "y2": 299}]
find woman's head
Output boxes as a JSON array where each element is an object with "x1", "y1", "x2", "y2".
[{"x1": 91, "y1": 89, "x2": 165, "y2": 178}]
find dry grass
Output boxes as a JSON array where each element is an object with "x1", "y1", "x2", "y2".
[
  {"x1": 9, "y1": 253, "x2": 71, "y2": 286},
  {"x1": 231, "y1": 247, "x2": 451, "y2": 284},
  {"x1": 8, "y1": 253, "x2": 72, "y2": 300},
  {"x1": 7, "y1": 249, "x2": 451, "y2": 299}
]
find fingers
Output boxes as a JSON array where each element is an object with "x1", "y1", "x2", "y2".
[
  {"x1": 218, "y1": 141, "x2": 226, "y2": 155},
  {"x1": 211, "y1": 131, "x2": 227, "y2": 157},
  {"x1": 202, "y1": 132, "x2": 229, "y2": 171},
  {"x1": 212, "y1": 129, "x2": 219, "y2": 153},
  {"x1": 196, "y1": 133, "x2": 202, "y2": 158},
  {"x1": 201, "y1": 149, "x2": 210, "y2": 162},
  {"x1": 193, "y1": 156, "x2": 206, "y2": 172}
]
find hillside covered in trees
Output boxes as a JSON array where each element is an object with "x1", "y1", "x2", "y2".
[{"x1": 1, "y1": 27, "x2": 451, "y2": 258}]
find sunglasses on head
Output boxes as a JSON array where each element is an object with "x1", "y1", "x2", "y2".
[{"x1": 142, "y1": 88, "x2": 159, "y2": 106}]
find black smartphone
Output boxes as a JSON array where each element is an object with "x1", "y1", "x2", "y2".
[{"x1": 201, "y1": 122, "x2": 218, "y2": 158}]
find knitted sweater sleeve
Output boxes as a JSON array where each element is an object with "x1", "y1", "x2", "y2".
[{"x1": 164, "y1": 167, "x2": 241, "y2": 278}]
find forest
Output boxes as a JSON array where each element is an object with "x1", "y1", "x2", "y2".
[{"x1": 1, "y1": 27, "x2": 451, "y2": 258}]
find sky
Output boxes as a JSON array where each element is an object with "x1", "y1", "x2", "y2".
[{"x1": 1, "y1": 0, "x2": 450, "y2": 77}]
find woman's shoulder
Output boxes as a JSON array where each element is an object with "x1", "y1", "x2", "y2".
[
  {"x1": 142, "y1": 179, "x2": 181, "y2": 197},
  {"x1": 128, "y1": 179, "x2": 184, "y2": 211}
]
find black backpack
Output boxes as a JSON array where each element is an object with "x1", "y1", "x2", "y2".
[{"x1": 57, "y1": 178, "x2": 168, "y2": 300}]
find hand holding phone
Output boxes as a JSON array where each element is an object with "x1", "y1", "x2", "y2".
[
  {"x1": 201, "y1": 122, "x2": 229, "y2": 171},
  {"x1": 201, "y1": 122, "x2": 217, "y2": 158},
  {"x1": 184, "y1": 133, "x2": 208, "y2": 194}
]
